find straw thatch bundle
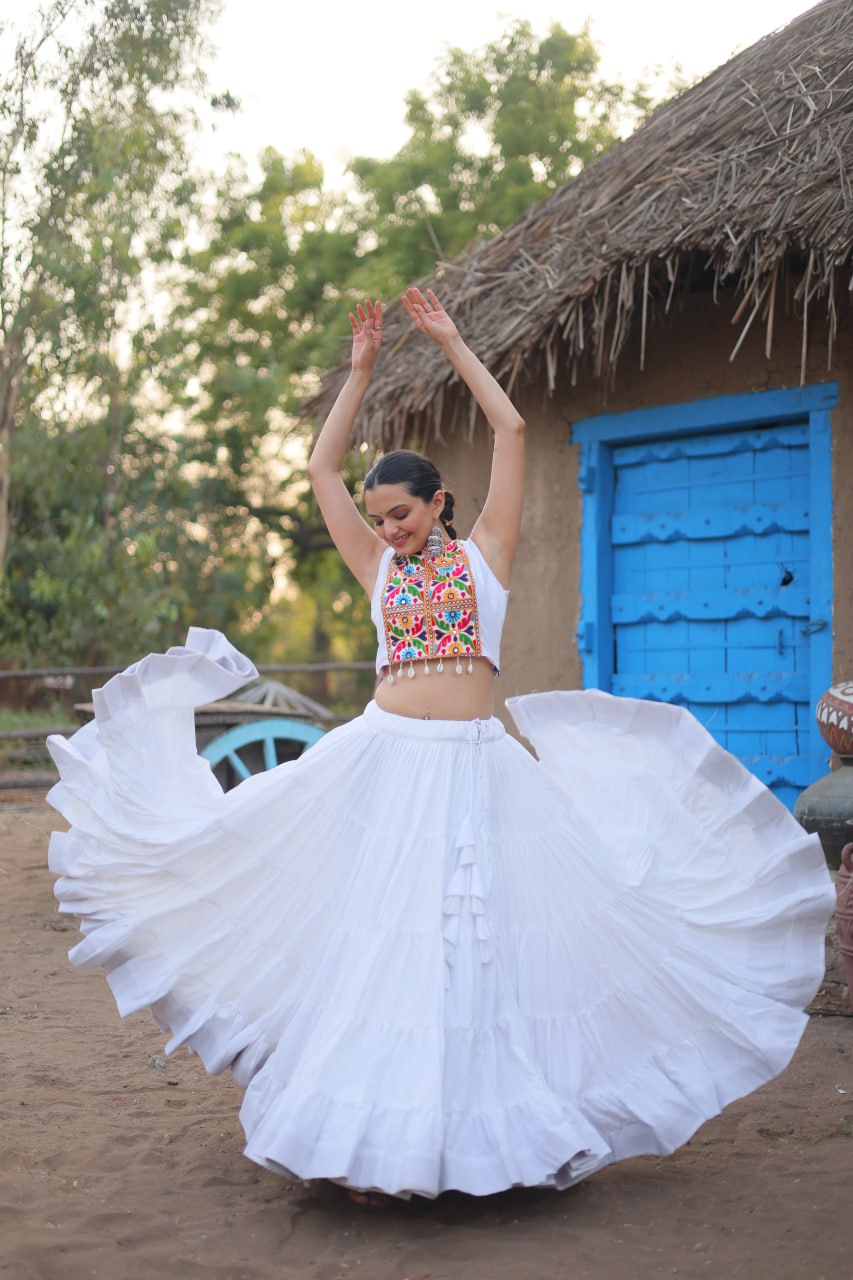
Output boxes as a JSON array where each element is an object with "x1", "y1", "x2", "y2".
[{"x1": 306, "y1": 0, "x2": 853, "y2": 445}]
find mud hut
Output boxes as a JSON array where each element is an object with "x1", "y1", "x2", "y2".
[{"x1": 308, "y1": 0, "x2": 853, "y2": 810}]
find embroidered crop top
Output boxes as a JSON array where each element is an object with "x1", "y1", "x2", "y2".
[{"x1": 370, "y1": 538, "x2": 509, "y2": 678}]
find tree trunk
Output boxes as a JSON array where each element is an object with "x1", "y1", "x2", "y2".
[
  {"x1": 0, "y1": 344, "x2": 25, "y2": 575},
  {"x1": 311, "y1": 603, "x2": 332, "y2": 705},
  {"x1": 103, "y1": 360, "x2": 123, "y2": 546}
]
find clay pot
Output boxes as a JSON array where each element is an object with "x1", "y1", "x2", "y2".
[
  {"x1": 836, "y1": 843, "x2": 853, "y2": 1009},
  {"x1": 816, "y1": 682, "x2": 853, "y2": 755},
  {"x1": 794, "y1": 681, "x2": 853, "y2": 868}
]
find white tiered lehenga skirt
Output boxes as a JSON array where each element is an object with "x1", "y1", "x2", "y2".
[{"x1": 46, "y1": 628, "x2": 834, "y2": 1198}]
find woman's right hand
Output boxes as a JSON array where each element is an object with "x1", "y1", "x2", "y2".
[
  {"x1": 401, "y1": 287, "x2": 461, "y2": 350},
  {"x1": 350, "y1": 299, "x2": 383, "y2": 375}
]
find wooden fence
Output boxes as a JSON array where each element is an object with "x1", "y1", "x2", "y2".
[{"x1": 0, "y1": 662, "x2": 374, "y2": 788}]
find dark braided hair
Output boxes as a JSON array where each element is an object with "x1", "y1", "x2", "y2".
[{"x1": 364, "y1": 450, "x2": 458, "y2": 538}]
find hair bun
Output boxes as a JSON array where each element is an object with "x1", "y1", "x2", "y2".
[{"x1": 440, "y1": 488, "x2": 457, "y2": 539}]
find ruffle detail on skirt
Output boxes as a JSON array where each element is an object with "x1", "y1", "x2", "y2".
[
  {"x1": 47, "y1": 627, "x2": 256, "y2": 843},
  {"x1": 45, "y1": 633, "x2": 835, "y2": 1198},
  {"x1": 442, "y1": 814, "x2": 492, "y2": 973},
  {"x1": 505, "y1": 687, "x2": 832, "y2": 1012},
  {"x1": 504, "y1": 688, "x2": 835, "y2": 1147},
  {"x1": 239, "y1": 1028, "x2": 611, "y2": 1197}
]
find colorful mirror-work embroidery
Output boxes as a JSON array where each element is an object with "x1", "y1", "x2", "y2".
[{"x1": 382, "y1": 540, "x2": 482, "y2": 676}]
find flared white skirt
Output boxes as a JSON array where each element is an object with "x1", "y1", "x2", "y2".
[{"x1": 46, "y1": 629, "x2": 834, "y2": 1198}]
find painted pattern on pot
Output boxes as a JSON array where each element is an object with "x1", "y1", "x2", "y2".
[{"x1": 816, "y1": 683, "x2": 853, "y2": 757}]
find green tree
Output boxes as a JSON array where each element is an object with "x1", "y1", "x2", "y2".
[
  {"x1": 0, "y1": 0, "x2": 274, "y2": 668},
  {"x1": 162, "y1": 18, "x2": 649, "y2": 440},
  {"x1": 154, "y1": 147, "x2": 371, "y2": 680},
  {"x1": 0, "y1": 0, "x2": 216, "y2": 574},
  {"x1": 3, "y1": 346, "x2": 275, "y2": 667},
  {"x1": 158, "y1": 148, "x2": 358, "y2": 461},
  {"x1": 347, "y1": 19, "x2": 649, "y2": 296}
]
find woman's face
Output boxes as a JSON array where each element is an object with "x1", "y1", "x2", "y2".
[{"x1": 364, "y1": 483, "x2": 444, "y2": 555}]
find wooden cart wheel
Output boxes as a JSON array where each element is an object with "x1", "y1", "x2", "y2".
[{"x1": 200, "y1": 717, "x2": 326, "y2": 789}]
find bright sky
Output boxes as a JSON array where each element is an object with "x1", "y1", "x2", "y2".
[{"x1": 201, "y1": 0, "x2": 819, "y2": 182}]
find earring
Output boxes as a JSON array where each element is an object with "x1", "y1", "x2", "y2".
[{"x1": 426, "y1": 523, "x2": 443, "y2": 557}]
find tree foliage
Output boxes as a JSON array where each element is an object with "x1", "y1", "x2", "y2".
[
  {"x1": 4, "y1": 341, "x2": 275, "y2": 667},
  {"x1": 0, "y1": 0, "x2": 215, "y2": 571},
  {"x1": 164, "y1": 19, "x2": 650, "y2": 422},
  {"x1": 0, "y1": 0, "x2": 256, "y2": 666},
  {"x1": 346, "y1": 20, "x2": 650, "y2": 297}
]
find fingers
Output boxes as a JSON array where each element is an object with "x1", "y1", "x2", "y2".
[
  {"x1": 349, "y1": 300, "x2": 383, "y2": 335},
  {"x1": 405, "y1": 285, "x2": 430, "y2": 311},
  {"x1": 407, "y1": 285, "x2": 443, "y2": 311},
  {"x1": 402, "y1": 285, "x2": 433, "y2": 332},
  {"x1": 401, "y1": 292, "x2": 424, "y2": 331},
  {"x1": 402, "y1": 285, "x2": 445, "y2": 321},
  {"x1": 366, "y1": 298, "x2": 383, "y2": 333}
]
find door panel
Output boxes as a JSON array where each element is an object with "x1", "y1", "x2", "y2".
[{"x1": 609, "y1": 422, "x2": 811, "y2": 810}]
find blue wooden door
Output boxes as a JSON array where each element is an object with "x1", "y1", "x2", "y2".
[
  {"x1": 572, "y1": 386, "x2": 836, "y2": 812},
  {"x1": 610, "y1": 424, "x2": 813, "y2": 808}
]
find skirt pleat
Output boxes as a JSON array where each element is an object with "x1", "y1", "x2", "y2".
[{"x1": 46, "y1": 629, "x2": 834, "y2": 1198}]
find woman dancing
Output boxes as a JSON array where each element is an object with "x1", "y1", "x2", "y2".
[{"x1": 47, "y1": 287, "x2": 834, "y2": 1205}]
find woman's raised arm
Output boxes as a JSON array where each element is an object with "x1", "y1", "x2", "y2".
[
  {"x1": 402, "y1": 287, "x2": 525, "y2": 587},
  {"x1": 307, "y1": 301, "x2": 387, "y2": 595}
]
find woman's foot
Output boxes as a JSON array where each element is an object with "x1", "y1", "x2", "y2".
[{"x1": 346, "y1": 1188, "x2": 390, "y2": 1208}]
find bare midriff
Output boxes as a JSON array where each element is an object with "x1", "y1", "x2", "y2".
[{"x1": 374, "y1": 656, "x2": 497, "y2": 720}]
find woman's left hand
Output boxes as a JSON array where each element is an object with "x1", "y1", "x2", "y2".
[
  {"x1": 350, "y1": 299, "x2": 383, "y2": 374},
  {"x1": 401, "y1": 287, "x2": 460, "y2": 348}
]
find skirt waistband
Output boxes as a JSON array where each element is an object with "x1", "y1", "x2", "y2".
[{"x1": 362, "y1": 700, "x2": 506, "y2": 744}]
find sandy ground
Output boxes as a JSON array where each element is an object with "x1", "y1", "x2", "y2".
[{"x1": 2, "y1": 803, "x2": 852, "y2": 1280}]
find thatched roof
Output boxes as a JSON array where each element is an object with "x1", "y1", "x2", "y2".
[{"x1": 306, "y1": 0, "x2": 853, "y2": 444}]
